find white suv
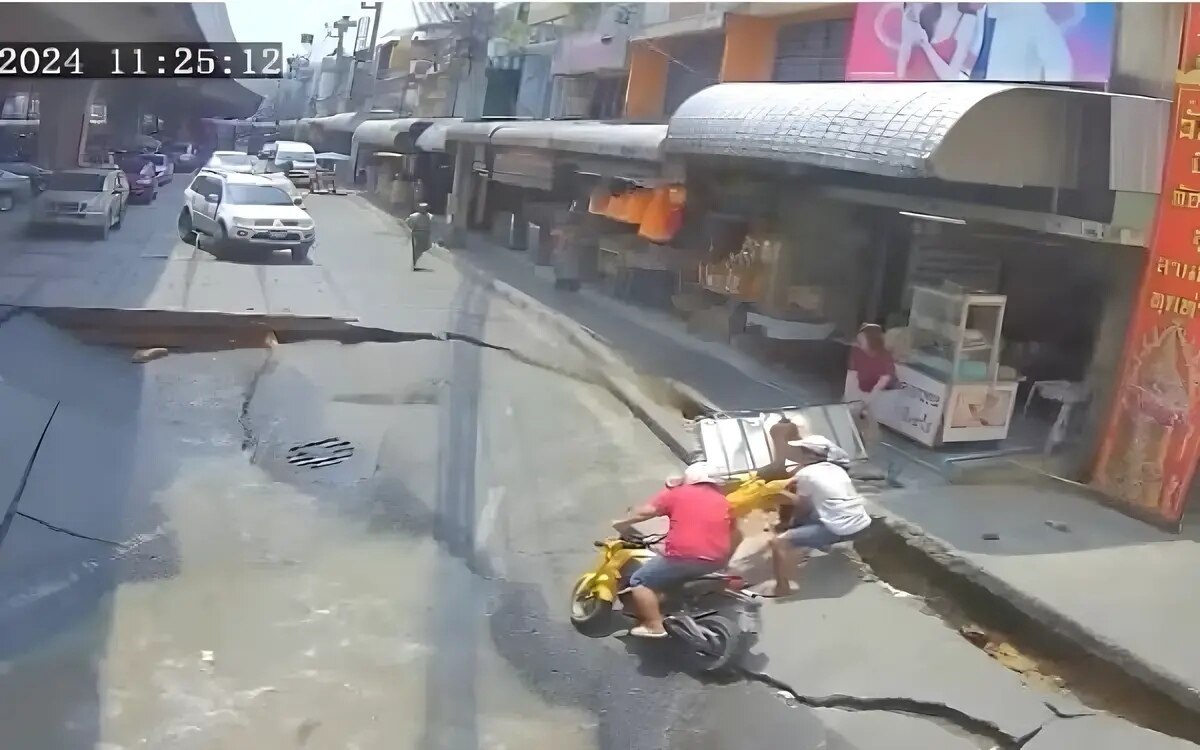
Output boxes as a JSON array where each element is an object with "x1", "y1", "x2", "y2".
[{"x1": 179, "y1": 169, "x2": 315, "y2": 262}]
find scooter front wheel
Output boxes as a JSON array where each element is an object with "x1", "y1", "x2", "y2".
[{"x1": 569, "y1": 579, "x2": 614, "y2": 637}]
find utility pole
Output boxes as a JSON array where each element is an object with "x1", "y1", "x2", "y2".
[
  {"x1": 331, "y1": 15, "x2": 357, "y2": 57},
  {"x1": 355, "y1": 2, "x2": 384, "y2": 110},
  {"x1": 361, "y1": 2, "x2": 382, "y2": 54},
  {"x1": 451, "y1": 3, "x2": 493, "y2": 121}
]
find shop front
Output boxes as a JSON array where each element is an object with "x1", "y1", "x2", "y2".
[
  {"x1": 453, "y1": 119, "x2": 689, "y2": 295},
  {"x1": 412, "y1": 118, "x2": 462, "y2": 215},
  {"x1": 443, "y1": 120, "x2": 516, "y2": 243},
  {"x1": 664, "y1": 80, "x2": 1166, "y2": 492},
  {"x1": 351, "y1": 118, "x2": 433, "y2": 212}
]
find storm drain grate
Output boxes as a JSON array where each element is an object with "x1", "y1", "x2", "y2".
[{"x1": 286, "y1": 438, "x2": 355, "y2": 468}]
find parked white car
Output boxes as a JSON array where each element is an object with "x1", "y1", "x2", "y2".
[
  {"x1": 205, "y1": 151, "x2": 257, "y2": 173},
  {"x1": 179, "y1": 169, "x2": 314, "y2": 262},
  {"x1": 250, "y1": 160, "x2": 304, "y2": 204},
  {"x1": 165, "y1": 142, "x2": 200, "y2": 171},
  {"x1": 143, "y1": 152, "x2": 175, "y2": 185},
  {"x1": 270, "y1": 140, "x2": 318, "y2": 186},
  {"x1": 30, "y1": 167, "x2": 129, "y2": 239}
]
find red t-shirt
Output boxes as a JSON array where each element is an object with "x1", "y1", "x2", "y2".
[
  {"x1": 850, "y1": 347, "x2": 896, "y2": 393},
  {"x1": 651, "y1": 484, "x2": 732, "y2": 561}
]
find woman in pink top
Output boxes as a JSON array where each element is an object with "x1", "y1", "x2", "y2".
[
  {"x1": 846, "y1": 324, "x2": 897, "y2": 479},
  {"x1": 897, "y1": 3, "x2": 984, "y2": 81}
]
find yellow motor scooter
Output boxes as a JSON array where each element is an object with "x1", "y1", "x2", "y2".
[{"x1": 569, "y1": 476, "x2": 776, "y2": 674}]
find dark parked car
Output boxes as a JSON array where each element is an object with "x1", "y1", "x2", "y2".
[{"x1": 117, "y1": 155, "x2": 158, "y2": 204}]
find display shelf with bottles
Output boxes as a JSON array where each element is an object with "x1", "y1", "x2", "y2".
[{"x1": 906, "y1": 285, "x2": 1005, "y2": 384}]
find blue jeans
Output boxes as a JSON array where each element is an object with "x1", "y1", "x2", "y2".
[
  {"x1": 778, "y1": 509, "x2": 852, "y2": 550},
  {"x1": 628, "y1": 555, "x2": 722, "y2": 592}
]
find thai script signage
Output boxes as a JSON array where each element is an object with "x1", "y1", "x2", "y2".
[{"x1": 1093, "y1": 5, "x2": 1200, "y2": 526}]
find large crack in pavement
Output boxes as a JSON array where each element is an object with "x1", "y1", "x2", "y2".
[
  {"x1": 745, "y1": 667, "x2": 1034, "y2": 749},
  {"x1": 0, "y1": 301, "x2": 1084, "y2": 744}
]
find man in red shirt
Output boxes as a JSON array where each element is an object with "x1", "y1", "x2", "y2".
[{"x1": 612, "y1": 461, "x2": 733, "y2": 638}]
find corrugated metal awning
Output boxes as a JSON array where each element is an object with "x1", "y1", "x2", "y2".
[
  {"x1": 665, "y1": 82, "x2": 1159, "y2": 190},
  {"x1": 414, "y1": 118, "x2": 463, "y2": 153},
  {"x1": 446, "y1": 121, "x2": 519, "y2": 145},
  {"x1": 307, "y1": 113, "x2": 361, "y2": 133},
  {"x1": 491, "y1": 121, "x2": 668, "y2": 162},
  {"x1": 353, "y1": 118, "x2": 432, "y2": 151}
]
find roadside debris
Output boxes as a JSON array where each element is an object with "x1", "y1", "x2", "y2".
[
  {"x1": 1045, "y1": 520, "x2": 1070, "y2": 533},
  {"x1": 959, "y1": 624, "x2": 989, "y2": 648},
  {"x1": 131, "y1": 347, "x2": 169, "y2": 363}
]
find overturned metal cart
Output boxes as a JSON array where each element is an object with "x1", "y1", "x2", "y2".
[{"x1": 689, "y1": 402, "x2": 867, "y2": 479}]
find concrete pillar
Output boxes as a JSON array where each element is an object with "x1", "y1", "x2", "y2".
[
  {"x1": 106, "y1": 83, "x2": 142, "y2": 149},
  {"x1": 446, "y1": 143, "x2": 474, "y2": 248},
  {"x1": 36, "y1": 79, "x2": 98, "y2": 169}
]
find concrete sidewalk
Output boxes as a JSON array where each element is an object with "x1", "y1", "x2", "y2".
[{"x1": 438, "y1": 238, "x2": 1200, "y2": 731}]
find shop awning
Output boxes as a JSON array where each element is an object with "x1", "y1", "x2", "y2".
[
  {"x1": 352, "y1": 118, "x2": 432, "y2": 151},
  {"x1": 307, "y1": 112, "x2": 361, "y2": 133},
  {"x1": 490, "y1": 121, "x2": 668, "y2": 162},
  {"x1": 414, "y1": 118, "x2": 463, "y2": 153},
  {"x1": 445, "y1": 121, "x2": 521, "y2": 145},
  {"x1": 665, "y1": 82, "x2": 1158, "y2": 190}
]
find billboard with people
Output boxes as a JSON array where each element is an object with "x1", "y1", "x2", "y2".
[{"x1": 844, "y1": 3, "x2": 1116, "y2": 84}]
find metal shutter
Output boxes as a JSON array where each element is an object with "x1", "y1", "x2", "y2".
[
  {"x1": 664, "y1": 35, "x2": 725, "y2": 116},
  {"x1": 772, "y1": 19, "x2": 851, "y2": 82}
]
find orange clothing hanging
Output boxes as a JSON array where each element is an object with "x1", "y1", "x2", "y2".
[
  {"x1": 602, "y1": 190, "x2": 629, "y2": 221},
  {"x1": 613, "y1": 188, "x2": 653, "y2": 224},
  {"x1": 588, "y1": 186, "x2": 611, "y2": 215},
  {"x1": 638, "y1": 184, "x2": 687, "y2": 243}
]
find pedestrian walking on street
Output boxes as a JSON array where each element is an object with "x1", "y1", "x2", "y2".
[{"x1": 406, "y1": 202, "x2": 432, "y2": 270}]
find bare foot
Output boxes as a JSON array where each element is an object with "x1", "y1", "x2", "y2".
[{"x1": 773, "y1": 582, "x2": 793, "y2": 599}]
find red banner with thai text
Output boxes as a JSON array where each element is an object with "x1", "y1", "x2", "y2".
[{"x1": 1093, "y1": 5, "x2": 1200, "y2": 525}]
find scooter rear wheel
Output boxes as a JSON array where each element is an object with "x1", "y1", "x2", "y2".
[{"x1": 685, "y1": 614, "x2": 747, "y2": 675}]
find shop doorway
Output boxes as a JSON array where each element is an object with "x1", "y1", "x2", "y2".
[{"x1": 861, "y1": 210, "x2": 1143, "y2": 484}]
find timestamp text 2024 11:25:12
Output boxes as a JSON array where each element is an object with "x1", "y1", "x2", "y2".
[{"x1": 0, "y1": 42, "x2": 284, "y2": 78}]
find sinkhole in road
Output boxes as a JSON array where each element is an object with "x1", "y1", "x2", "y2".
[
  {"x1": 31, "y1": 306, "x2": 626, "y2": 393},
  {"x1": 35, "y1": 307, "x2": 478, "y2": 351},
  {"x1": 853, "y1": 523, "x2": 1200, "y2": 744}
]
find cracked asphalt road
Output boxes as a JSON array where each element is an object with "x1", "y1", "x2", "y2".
[{"x1": 0, "y1": 187, "x2": 1192, "y2": 749}]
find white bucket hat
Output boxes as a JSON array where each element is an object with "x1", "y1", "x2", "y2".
[{"x1": 665, "y1": 460, "x2": 720, "y2": 488}]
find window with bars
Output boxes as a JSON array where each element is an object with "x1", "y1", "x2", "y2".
[
  {"x1": 590, "y1": 75, "x2": 628, "y2": 120},
  {"x1": 772, "y1": 19, "x2": 851, "y2": 83}
]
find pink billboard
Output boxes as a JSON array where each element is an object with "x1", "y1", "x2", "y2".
[{"x1": 845, "y1": 3, "x2": 1115, "y2": 84}]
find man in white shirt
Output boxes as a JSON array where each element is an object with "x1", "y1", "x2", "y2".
[{"x1": 767, "y1": 435, "x2": 872, "y2": 597}]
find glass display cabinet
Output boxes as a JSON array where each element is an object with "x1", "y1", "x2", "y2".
[{"x1": 877, "y1": 285, "x2": 1019, "y2": 447}]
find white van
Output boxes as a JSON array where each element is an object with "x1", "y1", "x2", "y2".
[{"x1": 271, "y1": 140, "x2": 318, "y2": 186}]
